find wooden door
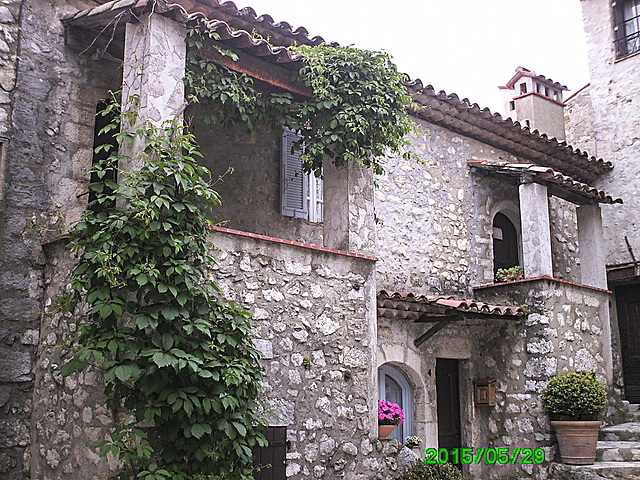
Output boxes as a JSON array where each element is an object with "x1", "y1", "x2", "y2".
[
  {"x1": 436, "y1": 359, "x2": 462, "y2": 458},
  {"x1": 252, "y1": 426, "x2": 286, "y2": 480},
  {"x1": 616, "y1": 284, "x2": 640, "y2": 402}
]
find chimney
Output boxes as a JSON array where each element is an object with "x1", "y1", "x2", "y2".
[{"x1": 499, "y1": 67, "x2": 568, "y2": 142}]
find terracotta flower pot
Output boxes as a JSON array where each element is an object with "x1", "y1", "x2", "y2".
[
  {"x1": 551, "y1": 420, "x2": 602, "y2": 465},
  {"x1": 378, "y1": 424, "x2": 397, "y2": 439},
  {"x1": 411, "y1": 446, "x2": 423, "y2": 457}
]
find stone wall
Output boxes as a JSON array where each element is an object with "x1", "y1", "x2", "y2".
[
  {"x1": 33, "y1": 240, "x2": 118, "y2": 480},
  {"x1": 378, "y1": 278, "x2": 610, "y2": 480},
  {"x1": 0, "y1": 0, "x2": 120, "y2": 477},
  {"x1": 548, "y1": 197, "x2": 581, "y2": 281},
  {"x1": 209, "y1": 230, "x2": 397, "y2": 479},
  {"x1": 193, "y1": 120, "x2": 324, "y2": 245},
  {"x1": 375, "y1": 116, "x2": 582, "y2": 297},
  {"x1": 564, "y1": 87, "x2": 596, "y2": 158},
  {"x1": 473, "y1": 279, "x2": 610, "y2": 480},
  {"x1": 33, "y1": 229, "x2": 410, "y2": 480},
  {"x1": 568, "y1": 0, "x2": 640, "y2": 266},
  {"x1": 0, "y1": 0, "x2": 19, "y2": 138}
]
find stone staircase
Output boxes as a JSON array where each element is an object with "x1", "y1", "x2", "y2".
[{"x1": 550, "y1": 402, "x2": 640, "y2": 479}]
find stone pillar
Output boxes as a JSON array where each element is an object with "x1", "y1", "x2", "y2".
[
  {"x1": 323, "y1": 161, "x2": 375, "y2": 256},
  {"x1": 120, "y1": 13, "x2": 186, "y2": 170},
  {"x1": 577, "y1": 204, "x2": 607, "y2": 289},
  {"x1": 519, "y1": 181, "x2": 553, "y2": 277}
]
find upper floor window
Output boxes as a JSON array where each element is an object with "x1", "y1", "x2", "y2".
[
  {"x1": 280, "y1": 129, "x2": 323, "y2": 223},
  {"x1": 493, "y1": 212, "x2": 520, "y2": 277},
  {"x1": 614, "y1": 0, "x2": 640, "y2": 59}
]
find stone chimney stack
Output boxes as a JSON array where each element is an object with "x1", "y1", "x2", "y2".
[{"x1": 499, "y1": 66, "x2": 568, "y2": 142}]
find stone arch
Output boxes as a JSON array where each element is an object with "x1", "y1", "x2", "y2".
[{"x1": 377, "y1": 345, "x2": 428, "y2": 445}]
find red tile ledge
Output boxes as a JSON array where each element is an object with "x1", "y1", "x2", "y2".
[
  {"x1": 473, "y1": 275, "x2": 612, "y2": 294},
  {"x1": 209, "y1": 225, "x2": 378, "y2": 262}
]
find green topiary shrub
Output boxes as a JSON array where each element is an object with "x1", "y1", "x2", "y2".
[
  {"x1": 399, "y1": 461, "x2": 467, "y2": 480},
  {"x1": 541, "y1": 370, "x2": 608, "y2": 420}
]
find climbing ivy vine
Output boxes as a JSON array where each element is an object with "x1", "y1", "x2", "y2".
[
  {"x1": 62, "y1": 99, "x2": 268, "y2": 480},
  {"x1": 185, "y1": 23, "x2": 418, "y2": 175},
  {"x1": 61, "y1": 17, "x2": 418, "y2": 480}
]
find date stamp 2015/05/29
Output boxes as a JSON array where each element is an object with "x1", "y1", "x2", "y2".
[{"x1": 424, "y1": 448, "x2": 545, "y2": 465}]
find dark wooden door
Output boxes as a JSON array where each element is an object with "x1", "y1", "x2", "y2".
[
  {"x1": 436, "y1": 358, "x2": 462, "y2": 458},
  {"x1": 616, "y1": 284, "x2": 640, "y2": 402},
  {"x1": 252, "y1": 426, "x2": 286, "y2": 480}
]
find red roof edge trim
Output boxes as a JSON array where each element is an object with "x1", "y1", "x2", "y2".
[
  {"x1": 209, "y1": 225, "x2": 378, "y2": 261},
  {"x1": 473, "y1": 276, "x2": 612, "y2": 294}
]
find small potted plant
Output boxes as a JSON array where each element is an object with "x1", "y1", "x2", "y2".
[
  {"x1": 541, "y1": 370, "x2": 608, "y2": 465},
  {"x1": 495, "y1": 265, "x2": 524, "y2": 283},
  {"x1": 378, "y1": 400, "x2": 404, "y2": 439},
  {"x1": 405, "y1": 435, "x2": 423, "y2": 456}
]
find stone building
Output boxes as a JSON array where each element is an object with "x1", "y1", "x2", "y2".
[
  {"x1": 566, "y1": 0, "x2": 640, "y2": 408},
  {"x1": 557, "y1": 1, "x2": 640, "y2": 476},
  {"x1": 0, "y1": 1, "x2": 628, "y2": 480}
]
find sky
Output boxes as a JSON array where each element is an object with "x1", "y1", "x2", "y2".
[{"x1": 233, "y1": 0, "x2": 591, "y2": 115}]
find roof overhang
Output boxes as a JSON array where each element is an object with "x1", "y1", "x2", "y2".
[
  {"x1": 468, "y1": 159, "x2": 623, "y2": 205},
  {"x1": 377, "y1": 290, "x2": 525, "y2": 347},
  {"x1": 377, "y1": 290, "x2": 525, "y2": 322},
  {"x1": 63, "y1": 0, "x2": 312, "y2": 96},
  {"x1": 501, "y1": 66, "x2": 568, "y2": 91},
  {"x1": 63, "y1": 1, "x2": 613, "y2": 182}
]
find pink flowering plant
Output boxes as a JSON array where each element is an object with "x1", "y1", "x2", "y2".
[{"x1": 378, "y1": 400, "x2": 405, "y2": 426}]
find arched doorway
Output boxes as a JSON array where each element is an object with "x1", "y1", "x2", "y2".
[
  {"x1": 378, "y1": 364, "x2": 412, "y2": 443},
  {"x1": 492, "y1": 211, "x2": 520, "y2": 276}
]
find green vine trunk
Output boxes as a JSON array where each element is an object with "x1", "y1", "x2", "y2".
[{"x1": 62, "y1": 100, "x2": 268, "y2": 480}]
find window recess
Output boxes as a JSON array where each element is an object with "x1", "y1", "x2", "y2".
[{"x1": 614, "y1": 0, "x2": 640, "y2": 59}]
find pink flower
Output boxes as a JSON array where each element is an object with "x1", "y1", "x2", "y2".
[{"x1": 378, "y1": 400, "x2": 404, "y2": 426}]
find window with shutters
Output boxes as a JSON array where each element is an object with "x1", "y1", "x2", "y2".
[
  {"x1": 614, "y1": 0, "x2": 640, "y2": 59},
  {"x1": 280, "y1": 129, "x2": 323, "y2": 223}
]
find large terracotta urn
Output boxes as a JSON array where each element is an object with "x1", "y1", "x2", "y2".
[{"x1": 551, "y1": 420, "x2": 602, "y2": 465}]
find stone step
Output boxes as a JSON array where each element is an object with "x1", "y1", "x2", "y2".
[
  {"x1": 596, "y1": 440, "x2": 640, "y2": 462},
  {"x1": 601, "y1": 423, "x2": 640, "y2": 442},
  {"x1": 550, "y1": 461, "x2": 640, "y2": 480},
  {"x1": 629, "y1": 404, "x2": 640, "y2": 413}
]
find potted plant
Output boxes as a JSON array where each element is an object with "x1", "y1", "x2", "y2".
[
  {"x1": 378, "y1": 400, "x2": 404, "y2": 439},
  {"x1": 405, "y1": 435, "x2": 423, "y2": 456},
  {"x1": 495, "y1": 265, "x2": 524, "y2": 283},
  {"x1": 541, "y1": 370, "x2": 608, "y2": 465}
]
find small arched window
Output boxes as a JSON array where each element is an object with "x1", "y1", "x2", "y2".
[
  {"x1": 378, "y1": 364, "x2": 412, "y2": 443},
  {"x1": 493, "y1": 212, "x2": 520, "y2": 276}
]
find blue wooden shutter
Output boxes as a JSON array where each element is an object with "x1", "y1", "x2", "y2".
[{"x1": 281, "y1": 130, "x2": 308, "y2": 218}]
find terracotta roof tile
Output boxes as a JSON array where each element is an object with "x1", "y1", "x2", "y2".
[
  {"x1": 501, "y1": 66, "x2": 568, "y2": 91},
  {"x1": 377, "y1": 290, "x2": 525, "y2": 321},
  {"x1": 64, "y1": 0, "x2": 612, "y2": 181},
  {"x1": 405, "y1": 79, "x2": 613, "y2": 181},
  {"x1": 468, "y1": 159, "x2": 623, "y2": 205}
]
